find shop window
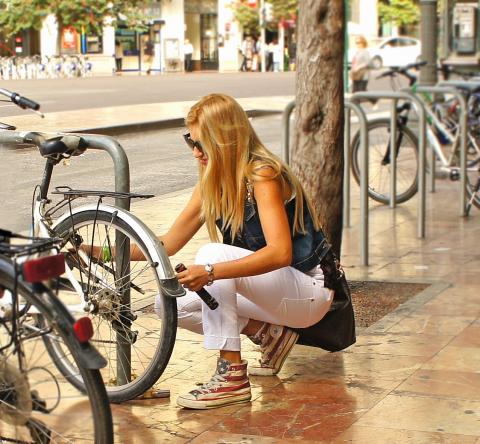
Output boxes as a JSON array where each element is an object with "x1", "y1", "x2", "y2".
[
  {"x1": 115, "y1": 29, "x2": 139, "y2": 56},
  {"x1": 86, "y1": 35, "x2": 103, "y2": 54}
]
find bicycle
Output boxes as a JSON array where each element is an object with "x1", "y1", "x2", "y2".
[
  {"x1": 0, "y1": 230, "x2": 113, "y2": 443},
  {"x1": 0, "y1": 87, "x2": 185, "y2": 403},
  {"x1": 350, "y1": 61, "x2": 480, "y2": 210}
]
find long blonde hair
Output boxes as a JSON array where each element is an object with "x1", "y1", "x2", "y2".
[{"x1": 185, "y1": 93, "x2": 320, "y2": 242}]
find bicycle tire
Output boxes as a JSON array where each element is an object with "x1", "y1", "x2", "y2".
[
  {"x1": 0, "y1": 260, "x2": 113, "y2": 443},
  {"x1": 466, "y1": 145, "x2": 480, "y2": 210},
  {"x1": 351, "y1": 118, "x2": 419, "y2": 204},
  {"x1": 45, "y1": 209, "x2": 178, "y2": 403}
]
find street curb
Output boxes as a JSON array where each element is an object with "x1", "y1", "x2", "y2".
[{"x1": 72, "y1": 109, "x2": 282, "y2": 136}]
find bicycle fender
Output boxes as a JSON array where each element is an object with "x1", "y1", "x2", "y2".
[
  {"x1": 52, "y1": 204, "x2": 186, "y2": 298},
  {"x1": 0, "y1": 256, "x2": 107, "y2": 370}
]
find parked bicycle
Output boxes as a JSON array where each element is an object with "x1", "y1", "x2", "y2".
[
  {"x1": 0, "y1": 87, "x2": 184, "y2": 403},
  {"x1": 350, "y1": 61, "x2": 480, "y2": 210},
  {"x1": 0, "y1": 230, "x2": 113, "y2": 443}
]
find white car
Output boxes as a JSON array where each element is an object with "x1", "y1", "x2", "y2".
[{"x1": 368, "y1": 36, "x2": 422, "y2": 70}]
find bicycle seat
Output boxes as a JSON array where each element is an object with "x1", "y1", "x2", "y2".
[{"x1": 39, "y1": 135, "x2": 87, "y2": 159}]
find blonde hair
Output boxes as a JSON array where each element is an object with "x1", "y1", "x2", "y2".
[
  {"x1": 185, "y1": 93, "x2": 320, "y2": 242},
  {"x1": 355, "y1": 35, "x2": 368, "y2": 47}
]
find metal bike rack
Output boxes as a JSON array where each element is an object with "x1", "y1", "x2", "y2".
[
  {"x1": 0, "y1": 130, "x2": 133, "y2": 386},
  {"x1": 413, "y1": 86, "x2": 468, "y2": 217},
  {"x1": 79, "y1": 134, "x2": 132, "y2": 386},
  {"x1": 350, "y1": 91, "x2": 428, "y2": 238},
  {"x1": 344, "y1": 100, "x2": 369, "y2": 265},
  {"x1": 281, "y1": 100, "x2": 296, "y2": 164},
  {"x1": 280, "y1": 99, "x2": 370, "y2": 265}
]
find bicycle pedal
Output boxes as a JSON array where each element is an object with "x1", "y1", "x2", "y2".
[{"x1": 136, "y1": 387, "x2": 170, "y2": 400}]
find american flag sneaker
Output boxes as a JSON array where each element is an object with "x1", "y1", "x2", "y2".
[
  {"x1": 176, "y1": 358, "x2": 251, "y2": 409},
  {"x1": 249, "y1": 323, "x2": 299, "y2": 376}
]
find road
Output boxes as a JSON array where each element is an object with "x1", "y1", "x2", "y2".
[
  {"x1": 0, "y1": 115, "x2": 287, "y2": 232},
  {"x1": 0, "y1": 70, "x2": 399, "y2": 117}
]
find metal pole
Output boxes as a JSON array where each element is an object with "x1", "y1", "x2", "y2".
[
  {"x1": 419, "y1": 0, "x2": 438, "y2": 85},
  {"x1": 77, "y1": 134, "x2": 132, "y2": 386},
  {"x1": 260, "y1": 0, "x2": 266, "y2": 73},
  {"x1": 416, "y1": 85, "x2": 468, "y2": 215},
  {"x1": 343, "y1": 106, "x2": 351, "y2": 228},
  {"x1": 345, "y1": 100, "x2": 369, "y2": 266},
  {"x1": 281, "y1": 100, "x2": 296, "y2": 164},
  {"x1": 390, "y1": 99, "x2": 397, "y2": 208},
  {"x1": 351, "y1": 91, "x2": 427, "y2": 238}
]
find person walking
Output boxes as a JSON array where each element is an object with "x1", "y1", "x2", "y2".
[
  {"x1": 114, "y1": 40, "x2": 123, "y2": 73},
  {"x1": 151, "y1": 93, "x2": 355, "y2": 410},
  {"x1": 183, "y1": 39, "x2": 194, "y2": 72},
  {"x1": 350, "y1": 35, "x2": 370, "y2": 92},
  {"x1": 144, "y1": 39, "x2": 154, "y2": 75}
]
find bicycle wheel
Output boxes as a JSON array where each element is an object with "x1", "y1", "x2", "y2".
[
  {"x1": 466, "y1": 138, "x2": 480, "y2": 210},
  {"x1": 0, "y1": 263, "x2": 113, "y2": 443},
  {"x1": 351, "y1": 118, "x2": 419, "y2": 204},
  {"x1": 47, "y1": 209, "x2": 178, "y2": 403}
]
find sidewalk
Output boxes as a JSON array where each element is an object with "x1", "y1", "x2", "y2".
[
  {"x1": 124, "y1": 177, "x2": 479, "y2": 443},
  {"x1": 10, "y1": 99, "x2": 479, "y2": 442}
]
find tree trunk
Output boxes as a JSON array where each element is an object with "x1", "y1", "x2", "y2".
[{"x1": 292, "y1": 0, "x2": 345, "y2": 258}]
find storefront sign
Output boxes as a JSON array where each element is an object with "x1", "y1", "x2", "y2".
[{"x1": 62, "y1": 27, "x2": 78, "y2": 50}]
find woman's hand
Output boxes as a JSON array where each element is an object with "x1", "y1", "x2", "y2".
[{"x1": 176, "y1": 264, "x2": 210, "y2": 292}]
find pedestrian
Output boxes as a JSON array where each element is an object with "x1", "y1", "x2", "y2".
[
  {"x1": 266, "y1": 41, "x2": 274, "y2": 71},
  {"x1": 239, "y1": 37, "x2": 248, "y2": 72},
  {"x1": 152, "y1": 93, "x2": 355, "y2": 409},
  {"x1": 144, "y1": 39, "x2": 154, "y2": 75},
  {"x1": 114, "y1": 40, "x2": 123, "y2": 73},
  {"x1": 350, "y1": 35, "x2": 370, "y2": 92},
  {"x1": 272, "y1": 40, "x2": 282, "y2": 72},
  {"x1": 183, "y1": 38, "x2": 194, "y2": 72},
  {"x1": 288, "y1": 38, "x2": 296, "y2": 71}
]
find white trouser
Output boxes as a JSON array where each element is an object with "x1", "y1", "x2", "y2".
[{"x1": 156, "y1": 243, "x2": 333, "y2": 351}]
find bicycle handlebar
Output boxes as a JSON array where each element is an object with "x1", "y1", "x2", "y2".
[
  {"x1": 375, "y1": 60, "x2": 428, "y2": 84},
  {"x1": 0, "y1": 87, "x2": 40, "y2": 111}
]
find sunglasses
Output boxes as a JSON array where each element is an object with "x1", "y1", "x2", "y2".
[{"x1": 183, "y1": 133, "x2": 204, "y2": 153}]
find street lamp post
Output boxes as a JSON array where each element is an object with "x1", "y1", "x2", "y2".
[{"x1": 260, "y1": 0, "x2": 266, "y2": 72}]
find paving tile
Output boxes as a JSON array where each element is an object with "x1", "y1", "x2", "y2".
[
  {"x1": 355, "y1": 394, "x2": 480, "y2": 436},
  {"x1": 450, "y1": 326, "x2": 480, "y2": 348},
  {"x1": 394, "y1": 369, "x2": 480, "y2": 401},
  {"x1": 332, "y1": 425, "x2": 478, "y2": 443},
  {"x1": 190, "y1": 431, "x2": 321, "y2": 443},
  {"x1": 346, "y1": 332, "x2": 454, "y2": 357},
  {"x1": 422, "y1": 345, "x2": 480, "y2": 373},
  {"x1": 386, "y1": 314, "x2": 476, "y2": 335}
]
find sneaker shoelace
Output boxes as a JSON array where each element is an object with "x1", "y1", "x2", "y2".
[{"x1": 196, "y1": 373, "x2": 227, "y2": 394}]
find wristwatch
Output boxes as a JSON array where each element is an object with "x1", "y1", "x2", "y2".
[{"x1": 205, "y1": 263, "x2": 215, "y2": 286}]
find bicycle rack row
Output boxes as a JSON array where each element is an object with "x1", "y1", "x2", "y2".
[
  {"x1": 0, "y1": 130, "x2": 133, "y2": 384},
  {"x1": 281, "y1": 99, "x2": 370, "y2": 265},
  {"x1": 281, "y1": 81, "x2": 476, "y2": 266}
]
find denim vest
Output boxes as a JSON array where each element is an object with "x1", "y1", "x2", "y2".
[{"x1": 216, "y1": 192, "x2": 331, "y2": 273}]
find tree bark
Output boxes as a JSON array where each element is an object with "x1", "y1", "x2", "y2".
[{"x1": 292, "y1": 0, "x2": 344, "y2": 258}]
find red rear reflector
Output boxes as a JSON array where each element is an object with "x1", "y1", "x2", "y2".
[
  {"x1": 73, "y1": 317, "x2": 94, "y2": 343},
  {"x1": 22, "y1": 253, "x2": 65, "y2": 283}
]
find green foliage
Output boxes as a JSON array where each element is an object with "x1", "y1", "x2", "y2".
[
  {"x1": 0, "y1": 0, "x2": 147, "y2": 38},
  {"x1": 232, "y1": 1, "x2": 259, "y2": 36},
  {"x1": 231, "y1": 0, "x2": 297, "y2": 35},
  {"x1": 378, "y1": 0, "x2": 419, "y2": 26}
]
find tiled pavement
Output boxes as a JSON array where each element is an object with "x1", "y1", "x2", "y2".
[{"x1": 7, "y1": 99, "x2": 479, "y2": 442}]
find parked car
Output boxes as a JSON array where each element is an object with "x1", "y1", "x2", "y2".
[{"x1": 368, "y1": 36, "x2": 421, "y2": 69}]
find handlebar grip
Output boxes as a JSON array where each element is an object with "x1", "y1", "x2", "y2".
[
  {"x1": 12, "y1": 93, "x2": 40, "y2": 111},
  {"x1": 175, "y1": 263, "x2": 219, "y2": 310}
]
